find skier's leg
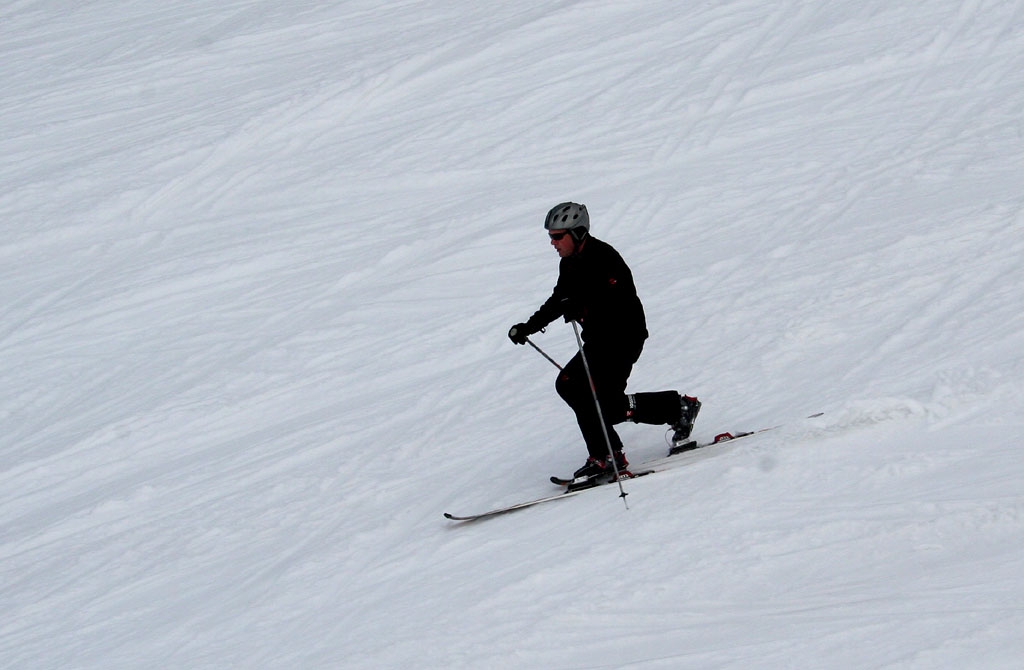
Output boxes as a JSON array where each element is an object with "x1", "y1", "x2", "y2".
[
  {"x1": 625, "y1": 390, "x2": 683, "y2": 424},
  {"x1": 626, "y1": 390, "x2": 702, "y2": 440},
  {"x1": 556, "y1": 350, "x2": 629, "y2": 459}
]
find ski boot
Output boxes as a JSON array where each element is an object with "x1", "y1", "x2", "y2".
[
  {"x1": 567, "y1": 451, "x2": 630, "y2": 487},
  {"x1": 573, "y1": 450, "x2": 627, "y2": 477},
  {"x1": 572, "y1": 456, "x2": 609, "y2": 480},
  {"x1": 669, "y1": 395, "x2": 701, "y2": 453}
]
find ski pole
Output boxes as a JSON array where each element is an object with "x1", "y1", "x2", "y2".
[
  {"x1": 570, "y1": 320, "x2": 629, "y2": 508},
  {"x1": 524, "y1": 336, "x2": 563, "y2": 371},
  {"x1": 524, "y1": 336, "x2": 565, "y2": 372}
]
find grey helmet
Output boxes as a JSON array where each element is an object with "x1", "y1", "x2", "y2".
[{"x1": 544, "y1": 202, "x2": 589, "y2": 241}]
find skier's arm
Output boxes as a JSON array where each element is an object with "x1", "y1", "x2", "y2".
[
  {"x1": 527, "y1": 288, "x2": 566, "y2": 330},
  {"x1": 509, "y1": 282, "x2": 565, "y2": 345}
]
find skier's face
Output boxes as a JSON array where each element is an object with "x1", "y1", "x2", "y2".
[{"x1": 549, "y1": 229, "x2": 576, "y2": 257}]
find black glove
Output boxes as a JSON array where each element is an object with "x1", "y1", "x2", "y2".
[{"x1": 508, "y1": 323, "x2": 531, "y2": 345}]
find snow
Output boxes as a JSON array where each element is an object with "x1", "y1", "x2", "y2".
[{"x1": 2, "y1": 0, "x2": 1024, "y2": 667}]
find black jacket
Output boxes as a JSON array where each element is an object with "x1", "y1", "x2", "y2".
[{"x1": 526, "y1": 236, "x2": 648, "y2": 348}]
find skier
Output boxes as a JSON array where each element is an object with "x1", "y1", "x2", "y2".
[{"x1": 509, "y1": 202, "x2": 701, "y2": 481}]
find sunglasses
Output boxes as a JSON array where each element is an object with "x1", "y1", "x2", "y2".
[{"x1": 548, "y1": 231, "x2": 570, "y2": 241}]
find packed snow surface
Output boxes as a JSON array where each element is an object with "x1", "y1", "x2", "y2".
[{"x1": 3, "y1": 1, "x2": 1024, "y2": 668}]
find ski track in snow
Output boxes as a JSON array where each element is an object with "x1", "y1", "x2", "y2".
[{"x1": 3, "y1": 1, "x2": 1024, "y2": 668}]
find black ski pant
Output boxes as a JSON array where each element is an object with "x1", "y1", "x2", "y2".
[{"x1": 555, "y1": 342, "x2": 682, "y2": 460}]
